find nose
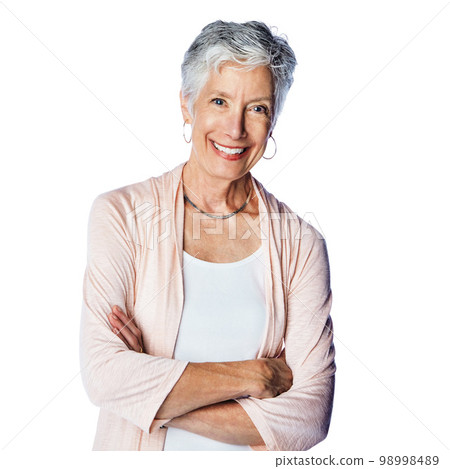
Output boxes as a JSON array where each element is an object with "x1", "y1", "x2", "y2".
[{"x1": 224, "y1": 109, "x2": 247, "y2": 140}]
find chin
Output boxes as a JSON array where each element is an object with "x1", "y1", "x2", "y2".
[{"x1": 207, "y1": 158, "x2": 256, "y2": 183}]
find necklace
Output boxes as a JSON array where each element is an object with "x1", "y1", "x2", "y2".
[{"x1": 183, "y1": 186, "x2": 253, "y2": 219}]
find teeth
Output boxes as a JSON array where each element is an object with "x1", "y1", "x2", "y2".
[{"x1": 213, "y1": 141, "x2": 245, "y2": 155}]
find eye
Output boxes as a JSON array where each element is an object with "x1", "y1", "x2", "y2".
[
  {"x1": 212, "y1": 98, "x2": 225, "y2": 106},
  {"x1": 252, "y1": 105, "x2": 268, "y2": 114}
]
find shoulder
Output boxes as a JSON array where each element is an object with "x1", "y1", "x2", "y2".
[
  {"x1": 253, "y1": 176, "x2": 325, "y2": 245},
  {"x1": 252, "y1": 176, "x2": 330, "y2": 287},
  {"x1": 90, "y1": 163, "x2": 184, "y2": 219}
]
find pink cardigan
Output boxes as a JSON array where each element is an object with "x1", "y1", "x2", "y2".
[{"x1": 80, "y1": 161, "x2": 336, "y2": 451}]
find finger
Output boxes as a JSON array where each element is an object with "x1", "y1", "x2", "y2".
[
  {"x1": 113, "y1": 306, "x2": 142, "y2": 339},
  {"x1": 109, "y1": 314, "x2": 133, "y2": 345},
  {"x1": 113, "y1": 328, "x2": 132, "y2": 350},
  {"x1": 108, "y1": 313, "x2": 126, "y2": 333},
  {"x1": 109, "y1": 309, "x2": 143, "y2": 353},
  {"x1": 108, "y1": 312, "x2": 120, "y2": 327},
  {"x1": 110, "y1": 314, "x2": 142, "y2": 352},
  {"x1": 112, "y1": 326, "x2": 142, "y2": 353}
]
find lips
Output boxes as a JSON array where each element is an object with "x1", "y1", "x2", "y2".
[{"x1": 211, "y1": 140, "x2": 248, "y2": 161}]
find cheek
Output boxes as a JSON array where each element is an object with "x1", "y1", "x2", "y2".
[
  {"x1": 192, "y1": 114, "x2": 218, "y2": 141},
  {"x1": 251, "y1": 122, "x2": 271, "y2": 144}
]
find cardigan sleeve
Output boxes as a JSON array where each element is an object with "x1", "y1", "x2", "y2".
[
  {"x1": 79, "y1": 194, "x2": 188, "y2": 433},
  {"x1": 234, "y1": 234, "x2": 336, "y2": 451}
]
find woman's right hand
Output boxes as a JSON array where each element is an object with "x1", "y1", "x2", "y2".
[
  {"x1": 108, "y1": 305, "x2": 144, "y2": 353},
  {"x1": 245, "y1": 353, "x2": 293, "y2": 399}
]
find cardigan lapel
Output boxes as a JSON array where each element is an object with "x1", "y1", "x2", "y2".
[
  {"x1": 251, "y1": 176, "x2": 285, "y2": 358},
  {"x1": 162, "y1": 161, "x2": 187, "y2": 358}
]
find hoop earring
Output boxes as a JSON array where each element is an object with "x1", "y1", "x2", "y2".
[
  {"x1": 183, "y1": 121, "x2": 192, "y2": 143},
  {"x1": 262, "y1": 135, "x2": 277, "y2": 160}
]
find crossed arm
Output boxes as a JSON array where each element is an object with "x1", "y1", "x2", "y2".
[
  {"x1": 108, "y1": 305, "x2": 293, "y2": 446},
  {"x1": 83, "y1": 196, "x2": 334, "y2": 450}
]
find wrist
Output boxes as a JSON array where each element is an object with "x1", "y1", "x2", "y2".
[{"x1": 228, "y1": 359, "x2": 260, "y2": 398}]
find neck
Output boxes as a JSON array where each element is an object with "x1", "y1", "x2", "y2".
[{"x1": 181, "y1": 159, "x2": 252, "y2": 214}]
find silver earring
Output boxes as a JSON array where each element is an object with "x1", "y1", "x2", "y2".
[
  {"x1": 183, "y1": 121, "x2": 192, "y2": 143},
  {"x1": 262, "y1": 135, "x2": 277, "y2": 160}
]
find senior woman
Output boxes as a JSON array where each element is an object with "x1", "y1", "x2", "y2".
[{"x1": 80, "y1": 20, "x2": 335, "y2": 451}]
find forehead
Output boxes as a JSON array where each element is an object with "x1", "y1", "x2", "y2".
[{"x1": 201, "y1": 63, "x2": 273, "y2": 98}]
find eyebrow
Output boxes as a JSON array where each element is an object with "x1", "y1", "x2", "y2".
[{"x1": 209, "y1": 90, "x2": 272, "y2": 103}]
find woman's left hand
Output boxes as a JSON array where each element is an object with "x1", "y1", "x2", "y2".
[{"x1": 108, "y1": 305, "x2": 144, "y2": 353}]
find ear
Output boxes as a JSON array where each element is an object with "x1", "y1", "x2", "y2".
[{"x1": 180, "y1": 90, "x2": 193, "y2": 124}]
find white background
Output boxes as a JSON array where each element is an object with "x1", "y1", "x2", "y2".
[{"x1": 1, "y1": 1, "x2": 449, "y2": 467}]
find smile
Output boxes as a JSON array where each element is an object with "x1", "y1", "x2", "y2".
[{"x1": 212, "y1": 141, "x2": 247, "y2": 155}]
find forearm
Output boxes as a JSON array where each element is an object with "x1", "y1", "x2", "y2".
[
  {"x1": 165, "y1": 400, "x2": 264, "y2": 446},
  {"x1": 155, "y1": 356, "x2": 292, "y2": 420},
  {"x1": 155, "y1": 361, "x2": 252, "y2": 419}
]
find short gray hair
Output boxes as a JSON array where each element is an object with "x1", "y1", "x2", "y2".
[{"x1": 181, "y1": 20, "x2": 297, "y2": 125}]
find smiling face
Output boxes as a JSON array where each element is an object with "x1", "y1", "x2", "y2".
[{"x1": 181, "y1": 63, "x2": 274, "y2": 184}]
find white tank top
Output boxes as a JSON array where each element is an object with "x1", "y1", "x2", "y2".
[{"x1": 163, "y1": 246, "x2": 266, "y2": 451}]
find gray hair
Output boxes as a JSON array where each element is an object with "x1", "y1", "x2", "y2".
[{"x1": 181, "y1": 20, "x2": 297, "y2": 125}]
